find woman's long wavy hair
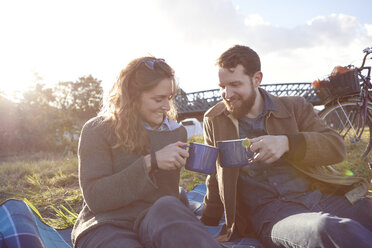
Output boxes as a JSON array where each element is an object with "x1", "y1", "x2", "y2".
[{"x1": 100, "y1": 56, "x2": 178, "y2": 154}]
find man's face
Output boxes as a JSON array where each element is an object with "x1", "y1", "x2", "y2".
[{"x1": 218, "y1": 64, "x2": 258, "y2": 119}]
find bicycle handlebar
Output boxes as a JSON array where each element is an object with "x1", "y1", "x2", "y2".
[
  {"x1": 360, "y1": 47, "x2": 372, "y2": 69},
  {"x1": 363, "y1": 47, "x2": 372, "y2": 54}
]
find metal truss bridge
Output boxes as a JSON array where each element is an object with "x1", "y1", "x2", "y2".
[{"x1": 175, "y1": 82, "x2": 319, "y2": 119}]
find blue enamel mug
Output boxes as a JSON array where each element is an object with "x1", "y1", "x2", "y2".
[
  {"x1": 217, "y1": 139, "x2": 254, "y2": 168},
  {"x1": 185, "y1": 142, "x2": 218, "y2": 174}
]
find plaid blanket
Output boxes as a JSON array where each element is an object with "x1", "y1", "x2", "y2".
[
  {"x1": 186, "y1": 184, "x2": 263, "y2": 248},
  {"x1": 0, "y1": 199, "x2": 72, "y2": 248},
  {"x1": 0, "y1": 185, "x2": 262, "y2": 248}
]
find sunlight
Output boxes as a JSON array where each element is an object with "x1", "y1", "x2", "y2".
[
  {"x1": 0, "y1": 66, "x2": 36, "y2": 96},
  {"x1": 0, "y1": 0, "x2": 370, "y2": 96},
  {"x1": 0, "y1": 0, "x2": 160, "y2": 97}
]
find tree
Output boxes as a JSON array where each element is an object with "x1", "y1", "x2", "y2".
[
  {"x1": 52, "y1": 75, "x2": 103, "y2": 153},
  {"x1": 15, "y1": 83, "x2": 61, "y2": 152},
  {"x1": 0, "y1": 94, "x2": 19, "y2": 155},
  {"x1": 54, "y1": 75, "x2": 103, "y2": 122},
  {"x1": 0, "y1": 75, "x2": 104, "y2": 156}
]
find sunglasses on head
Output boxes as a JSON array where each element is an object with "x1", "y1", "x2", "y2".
[{"x1": 140, "y1": 58, "x2": 166, "y2": 70}]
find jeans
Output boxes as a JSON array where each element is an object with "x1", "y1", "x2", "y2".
[
  {"x1": 77, "y1": 196, "x2": 222, "y2": 248},
  {"x1": 258, "y1": 195, "x2": 372, "y2": 248}
]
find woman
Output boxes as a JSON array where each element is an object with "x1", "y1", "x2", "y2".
[{"x1": 71, "y1": 57, "x2": 221, "y2": 247}]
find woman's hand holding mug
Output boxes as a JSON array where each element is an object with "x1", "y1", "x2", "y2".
[{"x1": 145, "y1": 141, "x2": 189, "y2": 172}]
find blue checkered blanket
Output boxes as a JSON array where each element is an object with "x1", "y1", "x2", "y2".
[
  {"x1": 186, "y1": 184, "x2": 263, "y2": 248},
  {"x1": 0, "y1": 184, "x2": 262, "y2": 248},
  {"x1": 0, "y1": 199, "x2": 72, "y2": 248}
]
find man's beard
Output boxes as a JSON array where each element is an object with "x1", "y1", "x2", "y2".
[{"x1": 225, "y1": 90, "x2": 257, "y2": 119}]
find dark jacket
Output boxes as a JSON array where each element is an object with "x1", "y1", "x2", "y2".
[{"x1": 201, "y1": 94, "x2": 369, "y2": 242}]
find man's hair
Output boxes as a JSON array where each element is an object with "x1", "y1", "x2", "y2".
[{"x1": 217, "y1": 45, "x2": 261, "y2": 76}]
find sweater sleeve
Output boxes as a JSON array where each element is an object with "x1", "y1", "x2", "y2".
[{"x1": 78, "y1": 119, "x2": 158, "y2": 214}]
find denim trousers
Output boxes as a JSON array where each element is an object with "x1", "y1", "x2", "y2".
[
  {"x1": 77, "y1": 195, "x2": 222, "y2": 248},
  {"x1": 258, "y1": 194, "x2": 372, "y2": 248}
]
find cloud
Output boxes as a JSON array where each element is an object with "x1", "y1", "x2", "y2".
[
  {"x1": 1, "y1": 0, "x2": 370, "y2": 94},
  {"x1": 365, "y1": 24, "x2": 372, "y2": 36},
  {"x1": 147, "y1": 0, "x2": 372, "y2": 92},
  {"x1": 249, "y1": 13, "x2": 367, "y2": 52},
  {"x1": 154, "y1": 0, "x2": 370, "y2": 53},
  {"x1": 244, "y1": 14, "x2": 271, "y2": 26},
  {"x1": 155, "y1": 0, "x2": 246, "y2": 43},
  {"x1": 303, "y1": 14, "x2": 363, "y2": 45}
]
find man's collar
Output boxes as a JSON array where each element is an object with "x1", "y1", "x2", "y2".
[
  {"x1": 259, "y1": 88, "x2": 276, "y2": 113},
  {"x1": 264, "y1": 89, "x2": 292, "y2": 119},
  {"x1": 205, "y1": 87, "x2": 291, "y2": 119}
]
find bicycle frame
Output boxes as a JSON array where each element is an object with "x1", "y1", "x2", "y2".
[
  {"x1": 356, "y1": 50, "x2": 372, "y2": 137},
  {"x1": 322, "y1": 47, "x2": 372, "y2": 157},
  {"x1": 337, "y1": 49, "x2": 372, "y2": 138}
]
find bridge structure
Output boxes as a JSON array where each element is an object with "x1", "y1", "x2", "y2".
[{"x1": 174, "y1": 82, "x2": 321, "y2": 121}]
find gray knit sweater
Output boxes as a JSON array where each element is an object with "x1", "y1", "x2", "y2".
[{"x1": 71, "y1": 116, "x2": 187, "y2": 246}]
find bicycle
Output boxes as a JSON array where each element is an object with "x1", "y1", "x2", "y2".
[{"x1": 315, "y1": 47, "x2": 372, "y2": 162}]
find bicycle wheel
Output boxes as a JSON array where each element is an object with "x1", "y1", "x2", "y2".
[{"x1": 319, "y1": 100, "x2": 372, "y2": 160}]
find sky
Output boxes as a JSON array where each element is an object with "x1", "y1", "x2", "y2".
[{"x1": 0, "y1": 0, "x2": 371, "y2": 97}]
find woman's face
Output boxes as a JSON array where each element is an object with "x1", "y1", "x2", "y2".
[{"x1": 139, "y1": 78, "x2": 173, "y2": 130}]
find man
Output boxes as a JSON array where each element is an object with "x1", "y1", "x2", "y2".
[{"x1": 201, "y1": 45, "x2": 372, "y2": 247}]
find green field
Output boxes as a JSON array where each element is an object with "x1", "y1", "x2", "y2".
[{"x1": 0, "y1": 135, "x2": 371, "y2": 229}]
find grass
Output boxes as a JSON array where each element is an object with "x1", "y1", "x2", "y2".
[
  {"x1": 0, "y1": 153, "x2": 81, "y2": 228},
  {"x1": 0, "y1": 135, "x2": 371, "y2": 229},
  {"x1": 0, "y1": 136, "x2": 208, "y2": 229},
  {"x1": 330, "y1": 130, "x2": 372, "y2": 180}
]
